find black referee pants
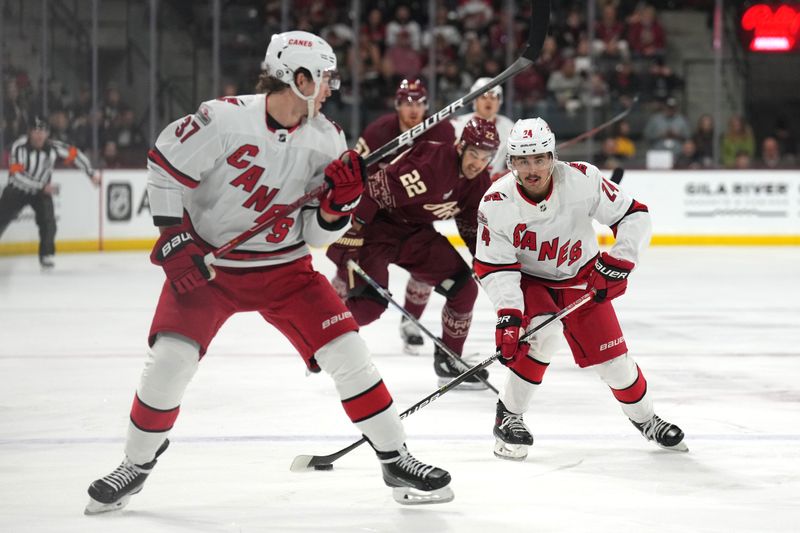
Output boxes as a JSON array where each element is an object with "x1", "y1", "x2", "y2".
[{"x1": 0, "y1": 185, "x2": 57, "y2": 258}]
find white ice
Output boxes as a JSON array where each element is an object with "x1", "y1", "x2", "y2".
[{"x1": 1, "y1": 247, "x2": 799, "y2": 533}]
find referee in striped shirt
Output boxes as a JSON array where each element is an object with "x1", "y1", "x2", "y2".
[{"x1": 0, "y1": 117, "x2": 100, "y2": 269}]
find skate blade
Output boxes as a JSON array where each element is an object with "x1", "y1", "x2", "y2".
[
  {"x1": 658, "y1": 440, "x2": 689, "y2": 453},
  {"x1": 437, "y1": 377, "x2": 488, "y2": 391},
  {"x1": 392, "y1": 485, "x2": 454, "y2": 505},
  {"x1": 84, "y1": 494, "x2": 133, "y2": 515},
  {"x1": 493, "y1": 439, "x2": 529, "y2": 461}
]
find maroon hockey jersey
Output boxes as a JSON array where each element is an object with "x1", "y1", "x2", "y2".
[
  {"x1": 355, "y1": 141, "x2": 491, "y2": 254},
  {"x1": 354, "y1": 113, "x2": 456, "y2": 173}
]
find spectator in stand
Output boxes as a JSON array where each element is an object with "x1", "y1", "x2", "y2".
[
  {"x1": 221, "y1": 82, "x2": 239, "y2": 97},
  {"x1": 383, "y1": 29, "x2": 423, "y2": 87},
  {"x1": 758, "y1": 136, "x2": 796, "y2": 169},
  {"x1": 437, "y1": 62, "x2": 473, "y2": 112},
  {"x1": 3, "y1": 79, "x2": 29, "y2": 144},
  {"x1": 556, "y1": 6, "x2": 587, "y2": 55},
  {"x1": 101, "y1": 140, "x2": 123, "y2": 169},
  {"x1": 594, "y1": 3, "x2": 629, "y2": 61},
  {"x1": 535, "y1": 36, "x2": 563, "y2": 84},
  {"x1": 643, "y1": 97, "x2": 691, "y2": 156},
  {"x1": 595, "y1": 137, "x2": 624, "y2": 168},
  {"x1": 773, "y1": 118, "x2": 798, "y2": 160},
  {"x1": 643, "y1": 57, "x2": 683, "y2": 102},
  {"x1": 362, "y1": 8, "x2": 387, "y2": 52},
  {"x1": 674, "y1": 139, "x2": 703, "y2": 169},
  {"x1": 626, "y1": 3, "x2": 666, "y2": 59},
  {"x1": 458, "y1": 0, "x2": 493, "y2": 32},
  {"x1": 349, "y1": 31, "x2": 385, "y2": 110},
  {"x1": 547, "y1": 58, "x2": 583, "y2": 115},
  {"x1": 582, "y1": 72, "x2": 610, "y2": 110},
  {"x1": 734, "y1": 150, "x2": 752, "y2": 169},
  {"x1": 113, "y1": 109, "x2": 146, "y2": 167},
  {"x1": 609, "y1": 61, "x2": 642, "y2": 109},
  {"x1": 513, "y1": 65, "x2": 546, "y2": 115},
  {"x1": 101, "y1": 85, "x2": 125, "y2": 134},
  {"x1": 48, "y1": 110, "x2": 71, "y2": 145},
  {"x1": 721, "y1": 114, "x2": 755, "y2": 168},
  {"x1": 612, "y1": 120, "x2": 637, "y2": 160},
  {"x1": 692, "y1": 113, "x2": 715, "y2": 167},
  {"x1": 386, "y1": 5, "x2": 421, "y2": 52},
  {"x1": 461, "y1": 33, "x2": 488, "y2": 80},
  {"x1": 425, "y1": 5, "x2": 460, "y2": 50}
]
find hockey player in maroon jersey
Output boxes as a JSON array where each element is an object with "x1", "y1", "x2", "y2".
[
  {"x1": 84, "y1": 31, "x2": 453, "y2": 514},
  {"x1": 327, "y1": 117, "x2": 499, "y2": 390},
  {"x1": 475, "y1": 117, "x2": 687, "y2": 460},
  {"x1": 347, "y1": 78, "x2": 456, "y2": 355}
]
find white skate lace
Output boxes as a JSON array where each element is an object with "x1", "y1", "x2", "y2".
[
  {"x1": 499, "y1": 414, "x2": 528, "y2": 437},
  {"x1": 396, "y1": 451, "x2": 435, "y2": 479},
  {"x1": 102, "y1": 460, "x2": 141, "y2": 491},
  {"x1": 641, "y1": 416, "x2": 671, "y2": 441}
]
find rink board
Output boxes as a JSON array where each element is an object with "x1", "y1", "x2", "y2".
[{"x1": 1, "y1": 169, "x2": 799, "y2": 255}]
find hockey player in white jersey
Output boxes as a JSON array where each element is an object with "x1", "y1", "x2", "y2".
[
  {"x1": 85, "y1": 31, "x2": 453, "y2": 514},
  {"x1": 451, "y1": 77, "x2": 514, "y2": 180},
  {"x1": 474, "y1": 117, "x2": 687, "y2": 460}
]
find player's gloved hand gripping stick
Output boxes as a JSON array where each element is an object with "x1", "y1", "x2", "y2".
[{"x1": 202, "y1": 0, "x2": 552, "y2": 267}]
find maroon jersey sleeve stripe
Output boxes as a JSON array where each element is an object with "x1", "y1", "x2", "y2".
[
  {"x1": 473, "y1": 258, "x2": 522, "y2": 279},
  {"x1": 611, "y1": 365, "x2": 648, "y2": 404},
  {"x1": 509, "y1": 355, "x2": 550, "y2": 385},
  {"x1": 341, "y1": 380, "x2": 394, "y2": 423},
  {"x1": 129, "y1": 393, "x2": 180, "y2": 433},
  {"x1": 148, "y1": 148, "x2": 200, "y2": 189}
]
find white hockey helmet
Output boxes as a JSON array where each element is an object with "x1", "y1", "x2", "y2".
[
  {"x1": 262, "y1": 31, "x2": 339, "y2": 115},
  {"x1": 471, "y1": 77, "x2": 502, "y2": 103},
  {"x1": 506, "y1": 118, "x2": 556, "y2": 158}
]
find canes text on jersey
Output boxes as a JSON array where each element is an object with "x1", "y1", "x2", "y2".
[{"x1": 226, "y1": 144, "x2": 294, "y2": 243}]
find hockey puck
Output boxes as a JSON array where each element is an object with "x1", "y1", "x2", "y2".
[{"x1": 314, "y1": 464, "x2": 334, "y2": 471}]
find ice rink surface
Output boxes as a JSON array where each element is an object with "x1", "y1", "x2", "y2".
[{"x1": 1, "y1": 246, "x2": 799, "y2": 533}]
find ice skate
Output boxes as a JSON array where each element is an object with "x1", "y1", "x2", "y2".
[
  {"x1": 631, "y1": 415, "x2": 688, "y2": 452},
  {"x1": 40, "y1": 255, "x2": 55, "y2": 271},
  {"x1": 84, "y1": 439, "x2": 170, "y2": 514},
  {"x1": 399, "y1": 316, "x2": 424, "y2": 355},
  {"x1": 433, "y1": 343, "x2": 488, "y2": 390},
  {"x1": 493, "y1": 400, "x2": 533, "y2": 461},
  {"x1": 376, "y1": 445, "x2": 454, "y2": 505}
]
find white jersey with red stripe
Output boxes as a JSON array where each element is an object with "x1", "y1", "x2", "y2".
[
  {"x1": 146, "y1": 94, "x2": 348, "y2": 268},
  {"x1": 473, "y1": 160, "x2": 651, "y2": 312},
  {"x1": 451, "y1": 112, "x2": 514, "y2": 176}
]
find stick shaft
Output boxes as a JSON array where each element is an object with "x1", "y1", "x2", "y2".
[{"x1": 348, "y1": 259, "x2": 499, "y2": 393}]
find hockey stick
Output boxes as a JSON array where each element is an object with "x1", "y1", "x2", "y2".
[
  {"x1": 289, "y1": 291, "x2": 592, "y2": 472},
  {"x1": 347, "y1": 259, "x2": 499, "y2": 394},
  {"x1": 557, "y1": 95, "x2": 640, "y2": 150},
  {"x1": 203, "y1": 0, "x2": 551, "y2": 266}
]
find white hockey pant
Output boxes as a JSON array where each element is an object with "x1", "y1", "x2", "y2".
[
  {"x1": 125, "y1": 333, "x2": 200, "y2": 464},
  {"x1": 316, "y1": 332, "x2": 406, "y2": 452},
  {"x1": 500, "y1": 315, "x2": 562, "y2": 415},
  {"x1": 593, "y1": 353, "x2": 653, "y2": 423}
]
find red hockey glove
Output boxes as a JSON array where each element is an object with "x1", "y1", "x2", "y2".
[
  {"x1": 320, "y1": 149, "x2": 366, "y2": 216},
  {"x1": 150, "y1": 230, "x2": 215, "y2": 294},
  {"x1": 325, "y1": 221, "x2": 365, "y2": 269},
  {"x1": 496, "y1": 309, "x2": 530, "y2": 365},
  {"x1": 586, "y1": 252, "x2": 634, "y2": 303}
]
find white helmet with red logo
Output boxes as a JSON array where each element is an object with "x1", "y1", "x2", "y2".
[
  {"x1": 506, "y1": 118, "x2": 556, "y2": 158},
  {"x1": 262, "y1": 31, "x2": 339, "y2": 116}
]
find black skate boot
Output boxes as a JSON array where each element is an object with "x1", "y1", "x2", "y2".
[
  {"x1": 84, "y1": 439, "x2": 170, "y2": 514},
  {"x1": 399, "y1": 316, "x2": 424, "y2": 355},
  {"x1": 376, "y1": 444, "x2": 454, "y2": 505},
  {"x1": 39, "y1": 255, "x2": 55, "y2": 271},
  {"x1": 631, "y1": 415, "x2": 688, "y2": 452},
  {"x1": 493, "y1": 400, "x2": 534, "y2": 461},
  {"x1": 433, "y1": 343, "x2": 489, "y2": 390}
]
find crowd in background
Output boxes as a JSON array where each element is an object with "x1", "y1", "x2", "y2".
[{"x1": 2, "y1": 0, "x2": 797, "y2": 170}]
